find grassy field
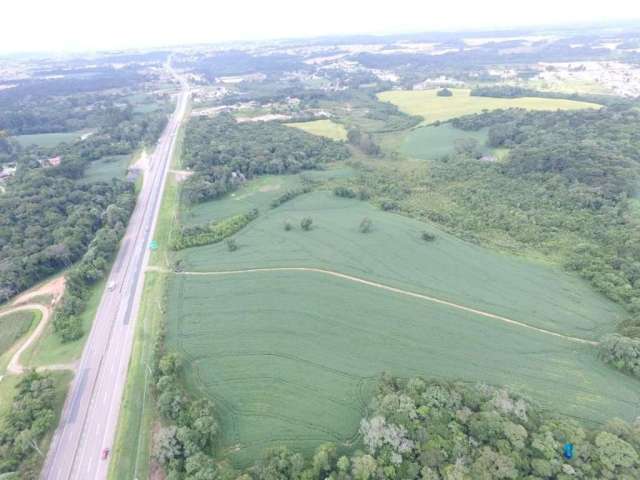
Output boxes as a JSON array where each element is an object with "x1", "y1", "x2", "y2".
[
  {"x1": 81, "y1": 154, "x2": 131, "y2": 183},
  {"x1": 182, "y1": 166, "x2": 354, "y2": 227},
  {"x1": 401, "y1": 124, "x2": 497, "y2": 159},
  {"x1": 13, "y1": 130, "x2": 89, "y2": 148},
  {"x1": 377, "y1": 88, "x2": 601, "y2": 123},
  {"x1": 165, "y1": 189, "x2": 640, "y2": 466},
  {"x1": 285, "y1": 119, "x2": 348, "y2": 141},
  {"x1": 0, "y1": 310, "x2": 37, "y2": 358}
]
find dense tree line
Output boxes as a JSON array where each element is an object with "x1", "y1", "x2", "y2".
[
  {"x1": 0, "y1": 372, "x2": 58, "y2": 478},
  {"x1": 152, "y1": 329, "x2": 222, "y2": 479},
  {"x1": 52, "y1": 183, "x2": 135, "y2": 340},
  {"x1": 170, "y1": 209, "x2": 258, "y2": 251},
  {"x1": 269, "y1": 186, "x2": 314, "y2": 208},
  {"x1": 452, "y1": 107, "x2": 640, "y2": 199},
  {"x1": 183, "y1": 51, "x2": 307, "y2": 80},
  {"x1": 468, "y1": 86, "x2": 621, "y2": 106},
  {"x1": 181, "y1": 114, "x2": 349, "y2": 204},
  {"x1": 0, "y1": 68, "x2": 147, "y2": 135},
  {"x1": 58, "y1": 107, "x2": 168, "y2": 164},
  {"x1": 0, "y1": 97, "x2": 168, "y2": 306},
  {"x1": 347, "y1": 128, "x2": 382, "y2": 156},
  {"x1": 0, "y1": 172, "x2": 131, "y2": 304}
]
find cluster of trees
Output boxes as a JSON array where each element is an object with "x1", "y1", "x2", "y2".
[
  {"x1": 333, "y1": 185, "x2": 370, "y2": 201},
  {"x1": 599, "y1": 335, "x2": 640, "y2": 377},
  {"x1": 1, "y1": 95, "x2": 168, "y2": 306},
  {"x1": 61, "y1": 107, "x2": 168, "y2": 164},
  {"x1": 151, "y1": 372, "x2": 640, "y2": 480},
  {"x1": 53, "y1": 183, "x2": 135, "y2": 341},
  {"x1": 0, "y1": 131, "x2": 19, "y2": 163},
  {"x1": 347, "y1": 128, "x2": 381, "y2": 156},
  {"x1": 170, "y1": 209, "x2": 259, "y2": 251},
  {"x1": 346, "y1": 376, "x2": 640, "y2": 479},
  {"x1": 0, "y1": 172, "x2": 131, "y2": 304},
  {"x1": 436, "y1": 88, "x2": 453, "y2": 97},
  {"x1": 181, "y1": 114, "x2": 349, "y2": 204},
  {"x1": 269, "y1": 186, "x2": 314, "y2": 209},
  {"x1": 451, "y1": 106, "x2": 640, "y2": 197},
  {"x1": 151, "y1": 330, "x2": 221, "y2": 479},
  {"x1": 0, "y1": 372, "x2": 58, "y2": 478},
  {"x1": 184, "y1": 51, "x2": 307, "y2": 80},
  {"x1": 0, "y1": 68, "x2": 146, "y2": 135}
]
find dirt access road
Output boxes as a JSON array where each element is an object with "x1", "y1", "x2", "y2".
[
  {"x1": 146, "y1": 265, "x2": 598, "y2": 346},
  {"x1": 0, "y1": 275, "x2": 70, "y2": 376}
]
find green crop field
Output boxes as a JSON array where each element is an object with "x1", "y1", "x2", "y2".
[
  {"x1": 167, "y1": 190, "x2": 640, "y2": 466},
  {"x1": 167, "y1": 270, "x2": 639, "y2": 466},
  {"x1": 12, "y1": 130, "x2": 89, "y2": 148},
  {"x1": 178, "y1": 191, "x2": 621, "y2": 339},
  {"x1": 82, "y1": 154, "x2": 131, "y2": 183},
  {"x1": 286, "y1": 119, "x2": 348, "y2": 141},
  {"x1": 0, "y1": 310, "x2": 36, "y2": 357},
  {"x1": 402, "y1": 124, "x2": 497, "y2": 159},
  {"x1": 377, "y1": 88, "x2": 601, "y2": 123}
]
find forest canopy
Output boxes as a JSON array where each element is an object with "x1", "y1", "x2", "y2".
[{"x1": 180, "y1": 114, "x2": 350, "y2": 204}]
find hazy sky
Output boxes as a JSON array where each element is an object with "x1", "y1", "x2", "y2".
[{"x1": 3, "y1": 0, "x2": 640, "y2": 53}]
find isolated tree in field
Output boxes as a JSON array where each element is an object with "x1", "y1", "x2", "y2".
[
  {"x1": 226, "y1": 238, "x2": 238, "y2": 252},
  {"x1": 437, "y1": 87, "x2": 453, "y2": 97},
  {"x1": 359, "y1": 217, "x2": 373, "y2": 233},
  {"x1": 301, "y1": 217, "x2": 313, "y2": 231},
  {"x1": 422, "y1": 231, "x2": 436, "y2": 242},
  {"x1": 284, "y1": 220, "x2": 293, "y2": 231}
]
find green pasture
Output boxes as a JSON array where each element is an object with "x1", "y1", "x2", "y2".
[
  {"x1": 178, "y1": 191, "x2": 621, "y2": 340},
  {"x1": 0, "y1": 310, "x2": 36, "y2": 358},
  {"x1": 285, "y1": 119, "x2": 348, "y2": 141},
  {"x1": 167, "y1": 270, "x2": 640, "y2": 466},
  {"x1": 182, "y1": 167, "x2": 354, "y2": 227},
  {"x1": 22, "y1": 278, "x2": 106, "y2": 368},
  {"x1": 82, "y1": 154, "x2": 131, "y2": 183},
  {"x1": 377, "y1": 88, "x2": 601, "y2": 123},
  {"x1": 13, "y1": 130, "x2": 89, "y2": 148},
  {"x1": 402, "y1": 124, "x2": 495, "y2": 159}
]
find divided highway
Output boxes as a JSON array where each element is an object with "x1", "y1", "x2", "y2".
[{"x1": 41, "y1": 64, "x2": 190, "y2": 480}]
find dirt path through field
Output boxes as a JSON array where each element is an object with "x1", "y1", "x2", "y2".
[
  {"x1": 157, "y1": 266, "x2": 598, "y2": 346},
  {"x1": 0, "y1": 275, "x2": 75, "y2": 375}
]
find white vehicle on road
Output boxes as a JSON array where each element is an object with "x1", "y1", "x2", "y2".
[{"x1": 107, "y1": 281, "x2": 117, "y2": 292}]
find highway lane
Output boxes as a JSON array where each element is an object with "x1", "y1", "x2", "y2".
[{"x1": 41, "y1": 64, "x2": 189, "y2": 480}]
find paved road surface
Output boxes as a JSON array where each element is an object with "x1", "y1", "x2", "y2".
[{"x1": 41, "y1": 63, "x2": 189, "y2": 480}]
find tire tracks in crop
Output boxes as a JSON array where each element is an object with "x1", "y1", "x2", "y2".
[{"x1": 154, "y1": 266, "x2": 599, "y2": 346}]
